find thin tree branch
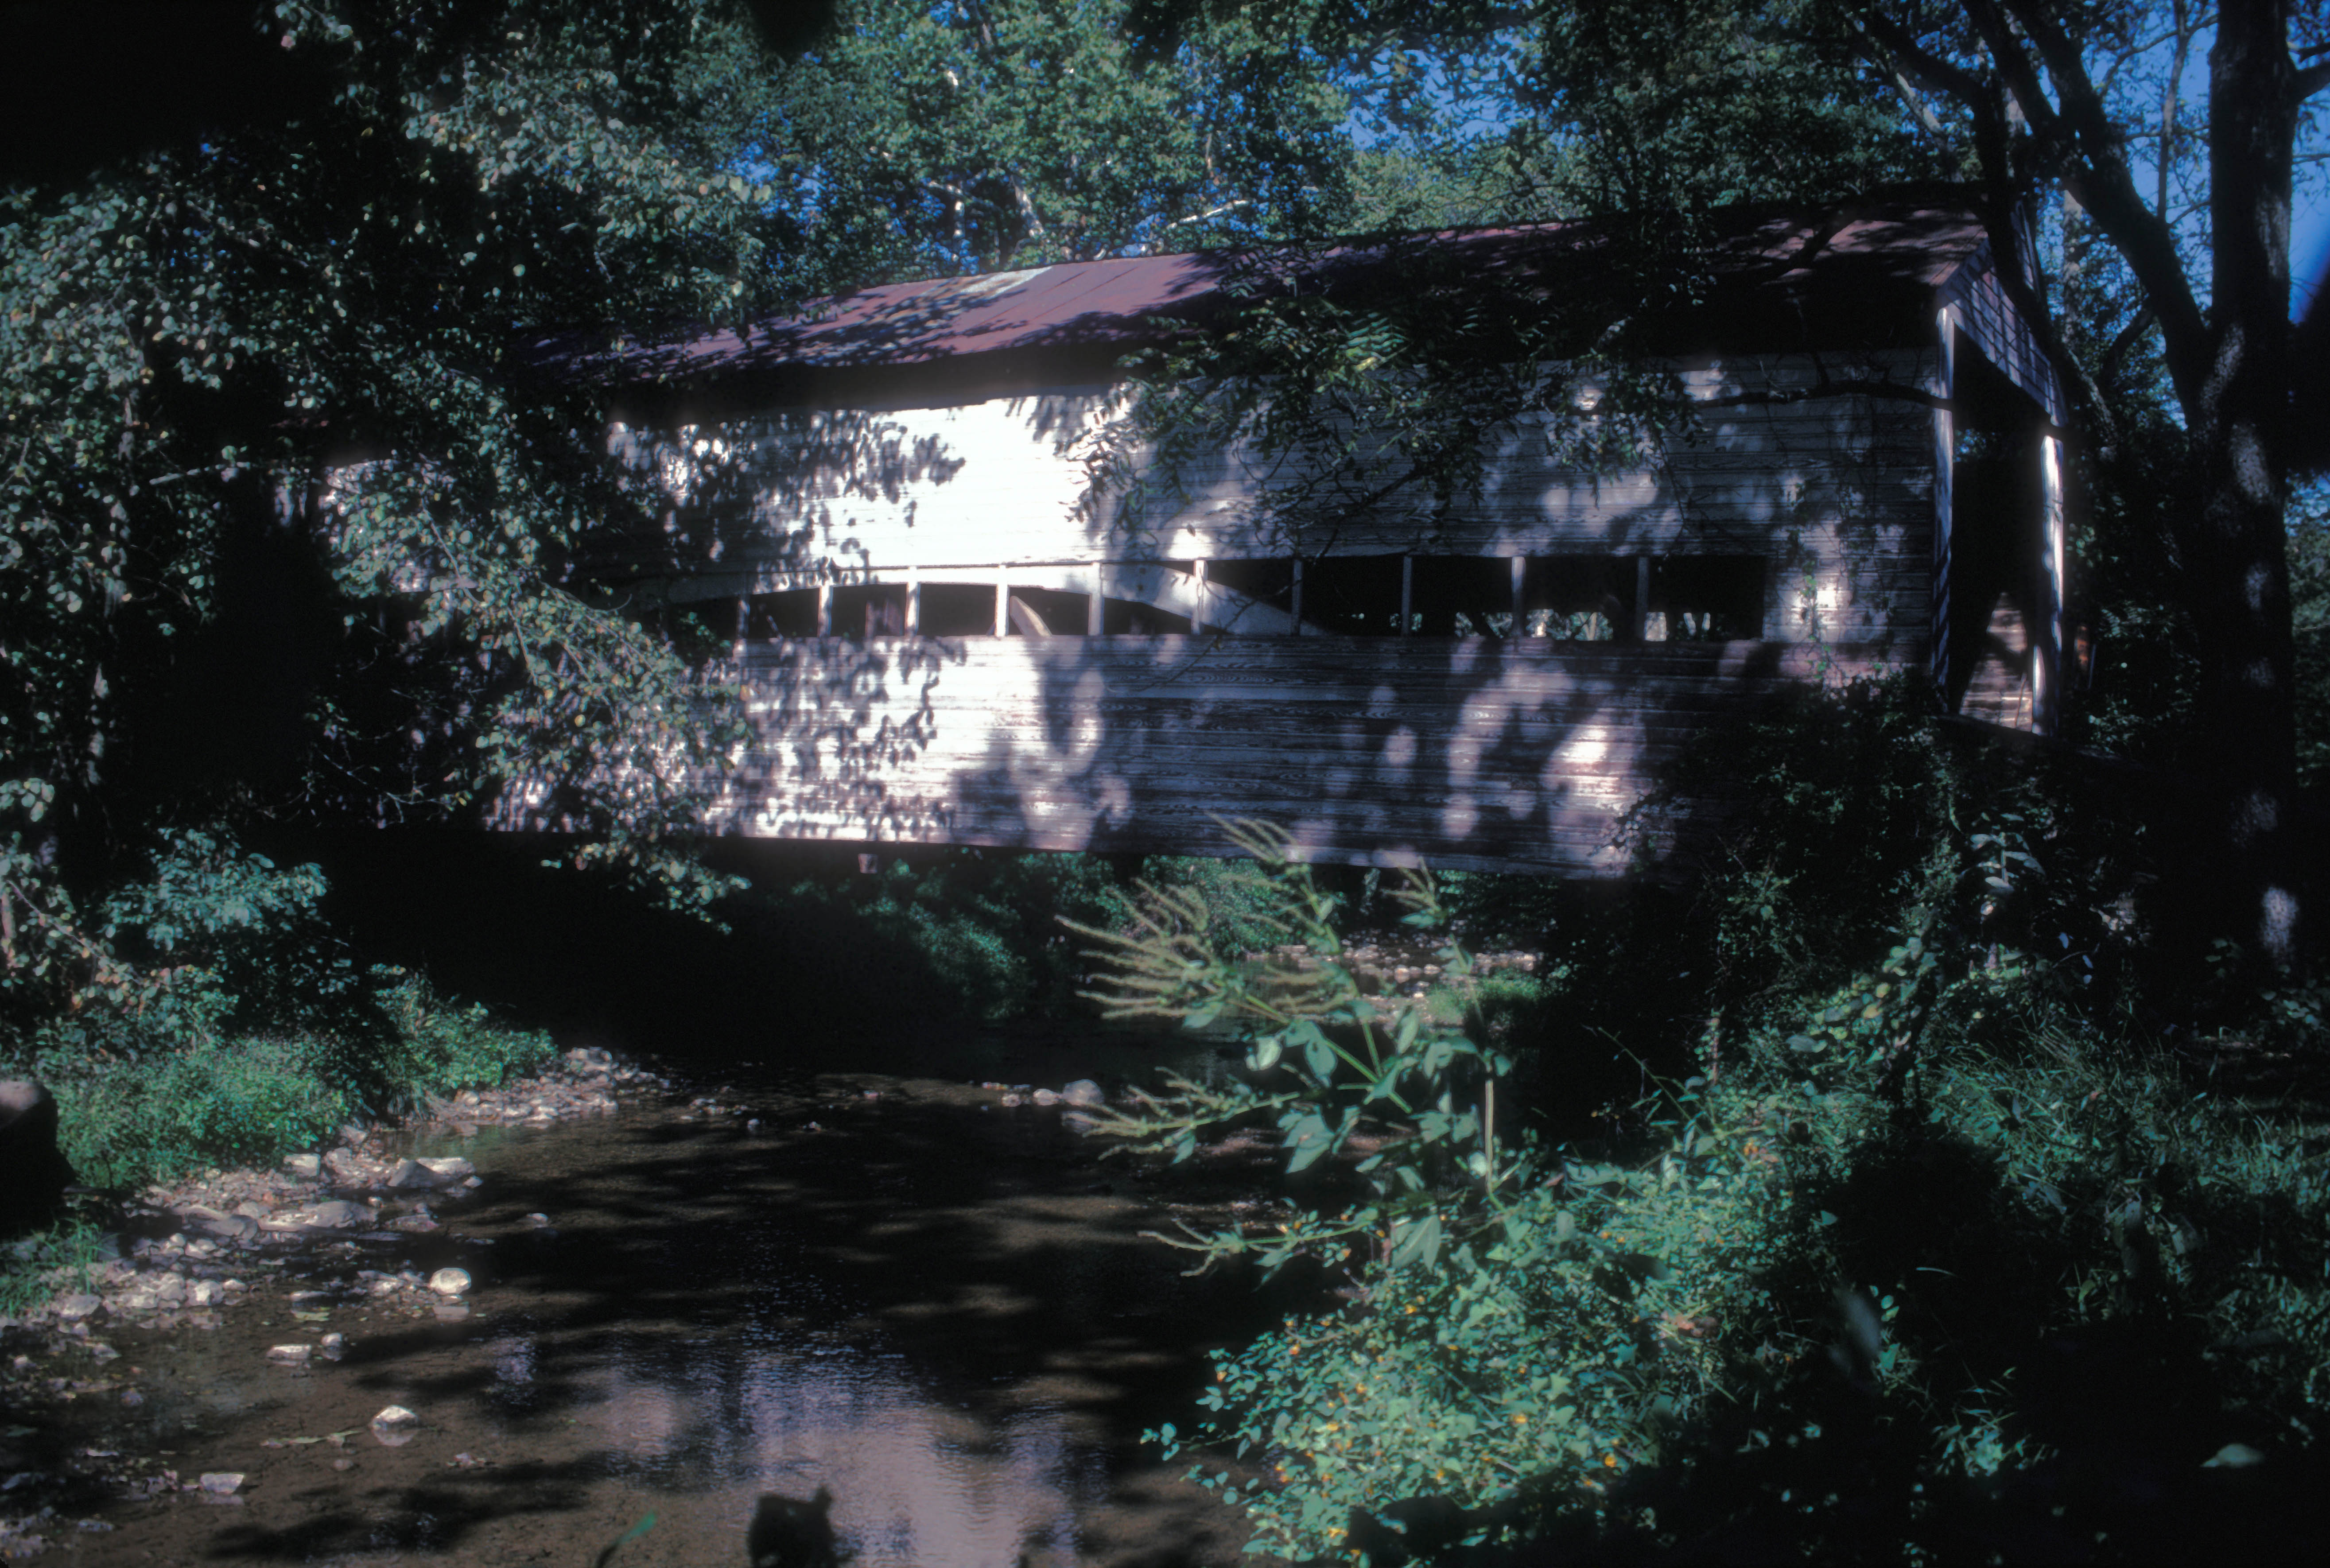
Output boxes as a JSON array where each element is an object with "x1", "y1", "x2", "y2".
[
  {"x1": 2100, "y1": 302, "x2": 2159, "y2": 388},
  {"x1": 1988, "y1": 0, "x2": 2212, "y2": 408}
]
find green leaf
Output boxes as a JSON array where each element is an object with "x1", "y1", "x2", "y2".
[
  {"x1": 1283, "y1": 1110, "x2": 1332, "y2": 1173},
  {"x1": 1389, "y1": 1212, "x2": 1443, "y2": 1269}
]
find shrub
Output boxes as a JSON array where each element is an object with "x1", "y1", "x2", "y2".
[
  {"x1": 372, "y1": 967, "x2": 556, "y2": 1110},
  {"x1": 25, "y1": 1031, "x2": 354, "y2": 1190},
  {"x1": 3, "y1": 969, "x2": 554, "y2": 1194},
  {"x1": 1100, "y1": 687, "x2": 2327, "y2": 1564}
]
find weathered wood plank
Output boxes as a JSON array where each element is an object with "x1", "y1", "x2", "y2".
[{"x1": 612, "y1": 635, "x2": 1912, "y2": 871}]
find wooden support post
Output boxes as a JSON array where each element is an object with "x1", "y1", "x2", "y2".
[
  {"x1": 1634, "y1": 555, "x2": 1652, "y2": 642},
  {"x1": 734, "y1": 595, "x2": 749, "y2": 649},
  {"x1": 816, "y1": 581, "x2": 833, "y2": 638},
  {"x1": 1510, "y1": 556, "x2": 1526, "y2": 637},
  {"x1": 1931, "y1": 305, "x2": 1959, "y2": 693},
  {"x1": 1193, "y1": 559, "x2": 1209, "y2": 632},
  {"x1": 1290, "y1": 555, "x2": 1304, "y2": 635},
  {"x1": 995, "y1": 569, "x2": 1010, "y2": 637},
  {"x1": 1087, "y1": 567, "x2": 1104, "y2": 636},
  {"x1": 2035, "y1": 432, "x2": 2067, "y2": 736},
  {"x1": 1399, "y1": 555, "x2": 1413, "y2": 636},
  {"x1": 905, "y1": 567, "x2": 921, "y2": 635}
]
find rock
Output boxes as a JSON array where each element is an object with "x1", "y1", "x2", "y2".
[
  {"x1": 319, "y1": 1332, "x2": 345, "y2": 1357},
  {"x1": 265, "y1": 1343, "x2": 312, "y2": 1366},
  {"x1": 303, "y1": 1199, "x2": 369, "y2": 1230},
  {"x1": 1061, "y1": 1079, "x2": 1106, "y2": 1108},
  {"x1": 0, "y1": 1079, "x2": 74, "y2": 1232},
  {"x1": 187, "y1": 1281, "x2": 224, "y2": 1308},
  {"x1": 53, "y1": 1292, "x2": 103, "y2": 1323},
  {"x1": 373, "y1": 1403, "x2": 419, "y2": 1427},
  {"x1": 197, "y1": 1473, "x2": 243, "y2": 1496},
  {"x1": 416, "y1": 1156, "x2": 474, "y2": 1183},
  {"x1": 999, "y1": 1094, "x2": 1022, "y2": 1108},
  {"x1": 426, "y1": 1267, "x2": 471, "y2": 1298},
  {"x1": 370, "y1": 1405, "x2": 420, "y2": 1445},
  {"x1": 282, "y1": 1153, "x2": 322, "y2": 1180},
  {"x1": 195, "y1": 1213, "x2": 259, "y2": 1243},
  {"x1": 1032, "y1": 1088, "x2": 1063, "y2": 1106},
  {"x1": 525, "y1": 1212, "x2": 551, "y2": 1226},
  {"x1": 566, "y1": 1046, "x2": 614, "y2": 1075}
]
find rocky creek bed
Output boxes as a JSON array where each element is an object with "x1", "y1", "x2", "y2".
[{"x1": 0, "y1": 1033, "x2": 1330, "y2": 1567}]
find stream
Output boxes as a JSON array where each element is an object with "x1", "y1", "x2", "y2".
[{"x1": 7, "y1": 1032, "x2": 1311, "y2": 1567}]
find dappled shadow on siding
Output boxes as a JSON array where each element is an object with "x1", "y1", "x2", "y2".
[{"x1": 701, "y1": 634, "x2": 1898, "y2": 877}]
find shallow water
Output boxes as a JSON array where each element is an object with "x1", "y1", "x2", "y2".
[{"x1": 20, "y1": 1037, "x2": 1299, "y2": 1567}]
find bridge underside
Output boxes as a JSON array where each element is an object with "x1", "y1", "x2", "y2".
[{"x1": 628, "y1": 634, "x2": 1907, "y2": 877}]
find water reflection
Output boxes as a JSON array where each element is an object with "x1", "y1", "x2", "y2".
[
  {"x1": 569, "y1": 1319, "x2": 1098, "y2": 1563},
  {"x1": 66, "y1": 1048, "x2": 1266, "y2": 1567}
]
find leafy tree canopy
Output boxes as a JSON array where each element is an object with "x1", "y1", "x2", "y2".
[{"x1": 0, "y1": 0, "x2": 1424, "y2": 1044}]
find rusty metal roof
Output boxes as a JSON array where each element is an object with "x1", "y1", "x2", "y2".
[{"x1": 535, "y1": 189, "x2": 1994, "y2": 395}]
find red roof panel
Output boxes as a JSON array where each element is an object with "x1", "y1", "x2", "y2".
[{"x1": 530, "y1": 190, "x2": 1994, "y2": 391}]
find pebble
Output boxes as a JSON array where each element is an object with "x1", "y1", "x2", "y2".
[
  {"x1": 1062, "y1": 1079, "x2": 1105, "y2": 1108},
  {"x1": 282, "y1": 1153, "x2": 322, "y2": 1179},
  {"x1": 198, "y1": 1473, "x2": 244, "y2": 1495},
  {"x1": 427, "y1": 1268, "x2": 472, "y2": 1299},
  {"x1": 1032, "y1": 1088, "x2": 1062, "y2": 1106},
  {"x1": 265, "y1": 1343, "x2": 312, "y2": 1366},
  {"x1": 372, "y1": 1405, "x2": 420, "y2": 1429},
  {"x1": 53, "y1": 1293, "x2": 102, "y2": 1323}
]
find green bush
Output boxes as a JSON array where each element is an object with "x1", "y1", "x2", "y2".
[
  {"x1": 373, "y1": 968, "x2": 556, "y2": 1109},
  {"x1": 26, "y1": 1031, "x2": 355, "y2": 1190},
  {"x1": 1103, "y1": 688, "x2": 2327, "y2": 1564},
  {"x1": 1136, "y1": 854, "x2": 1305, "y2": 956},
  {"x1": 2, "y1": 970, "x2": 554, "y2": 1195}
]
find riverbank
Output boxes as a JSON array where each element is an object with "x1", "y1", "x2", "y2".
[
  {"x1": 0, "y1": 1048, "x2": 659, "y2": 1558},
  {"x1": 0, "y1": 1032, "x2": 1308, "y2": 1566}
]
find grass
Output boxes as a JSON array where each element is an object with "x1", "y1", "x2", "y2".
[{"x1": 0, "y1": 1216, "x2": 109, "y2": 1316}]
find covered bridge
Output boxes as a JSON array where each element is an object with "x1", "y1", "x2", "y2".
[{"x1": 534, "y1": 190, "x2": 2069, "y2": 875}]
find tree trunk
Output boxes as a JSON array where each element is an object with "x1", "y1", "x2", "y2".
[{"x1": 2183, "y1": 0, "x2": 2304, "y2": 965}]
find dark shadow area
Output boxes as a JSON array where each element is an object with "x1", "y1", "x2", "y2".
[{"x1": 260, "y1": 827, "x2": 1124, "y2": 1066}]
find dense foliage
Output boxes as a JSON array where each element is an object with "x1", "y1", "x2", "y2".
[{"x1": 1091, "y1": 681, "x2": 2329, "y2": 1563}]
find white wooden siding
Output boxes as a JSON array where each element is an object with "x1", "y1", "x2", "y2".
[
  {"x1": 593, "y1": 352, "x2": 1937, "y2": 649},
  {"x1": 490, "y1": 637, "x2": 1904, "y2": 876}
]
